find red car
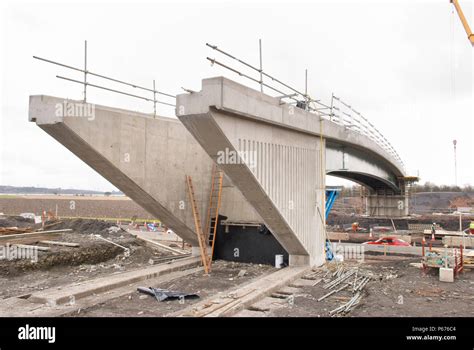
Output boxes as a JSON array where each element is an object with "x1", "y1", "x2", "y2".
[{"x1": 362, "y1": 236, "x2": 410, "y2": 246}]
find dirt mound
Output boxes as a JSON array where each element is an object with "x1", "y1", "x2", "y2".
[
  {"x1": 449, "y1": 194, "x2": 474, "y2": 208},
  {"x1": 410, "y1": 192, "x2": 474, "y2": 214},
  {"x1": 328, "y1": 213, "x2": 473, "y2": 231},
  {"x1": 46, "y1": 218, "x2": 118, "y2": 234},
  {"x1": 0, "y1": 241, "x2": 124, "y2": 276},
  {"x1": 0, "y1": 215, "x2": 34, "y2": 228}
]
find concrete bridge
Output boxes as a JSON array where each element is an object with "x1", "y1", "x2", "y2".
[{"x1": 29, "y1": 77, "x2": 408, "y2": 266}]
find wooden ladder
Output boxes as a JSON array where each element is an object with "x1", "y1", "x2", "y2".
[
  {"x1": 204, "y1": 165, "x2": 224, "y2": 271},
  {"x1": 185, "y1": 175, "x2": 211, "y2": 274}
]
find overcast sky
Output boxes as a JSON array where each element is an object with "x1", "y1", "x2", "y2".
[{"x1": 0, "y1": 0, "x2": 473, "y2": 192}]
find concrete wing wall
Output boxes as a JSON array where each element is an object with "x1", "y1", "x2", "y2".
[{"x1": 29, "y1": 95, "x2": 261, "y2": 245}]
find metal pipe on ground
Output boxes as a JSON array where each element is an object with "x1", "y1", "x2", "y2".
[{"x1": 318, "y1": 283, "x2": 349, "y2": 302}]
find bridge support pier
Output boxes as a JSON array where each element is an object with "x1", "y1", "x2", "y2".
[{"x1": 366, "y1": 194, "x2": 409, "y2": 217}]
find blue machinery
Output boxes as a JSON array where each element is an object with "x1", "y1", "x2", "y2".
[
  {"x1": 324, "y1": 187, "x2": 341, "y2": 261},
  {"x1": 325, "y1": 188, "x2": 341, "y2": 220}
]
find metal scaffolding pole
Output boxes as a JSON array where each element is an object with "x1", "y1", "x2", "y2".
[
  {"x1": 83, "y1": 40, "x2": 87, "y2": 102},
  {"x1": 153, "y1": 79, "x2": 157, "y2": 118},
  {"x1": 33, "y1": 56, "x2": 176, "y2": 99},
  {"x1": 259, "y1": 39, "x2": 263, "y2": 93}
]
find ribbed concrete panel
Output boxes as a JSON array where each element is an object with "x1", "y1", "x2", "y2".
[
  {"x1": 238, "y1": 138, "x2": 324, "y2": 258},
  {"x1": 178, "y1": 101, "x2": 326, "y2": 266}
]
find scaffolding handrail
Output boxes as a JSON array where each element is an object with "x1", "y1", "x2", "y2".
[
  {"x1": 329, "y1": 94, "x2": 405, "y2": 169},
  {"x1": 207, "y1": 43, "x2": 331, "y2": 116},
  {"x1": 33, "y1": 43, "x2": 176, "y2": 118},
  {"x1": 33, "y1": 56, "x2": 176, "y2": 99},
  {"x1": 56, "y1": 75, "x2": 175, "y2": 107},
  {"x1": 206, "y1": 42, "x2": 405, "y2": 171}
]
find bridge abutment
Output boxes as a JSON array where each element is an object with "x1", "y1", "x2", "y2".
[{"x1": 30, "y1": 76, "x2": 408, "y2": 269}]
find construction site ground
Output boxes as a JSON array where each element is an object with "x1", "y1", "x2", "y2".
[
  {"x1": 256, "y1": 255, "x2": 474, "y2": 317},
  {"x1": 1, "y1": 216, "x2": 473, "y2": 317},
  {"x1": 47, "y1": 255, "x2": 474, "y2": 318},
  {"x1": 65, "y1": 260, "x2": 275, "y2": 317},
  {"x1": 328, "y1": 212, "x2": 473, "y2": 232},
  {"x1": 0, "y1": 217, "x2": 183, "y2": 300}
]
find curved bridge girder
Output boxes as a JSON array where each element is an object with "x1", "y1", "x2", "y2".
[
  {"x1": 326, "y1": 170, "x2": 400, "y2": 193},
  {"x1": 326, "y1": 142, "x2": 403, "y2": 193}
]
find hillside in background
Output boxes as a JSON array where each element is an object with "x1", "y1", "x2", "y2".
[
  {"x1": 331, "y1": 190, "x2": 474, "y2": 215},
  {"x1": 0, "y1": 185, "x2": 123, "y2": 196},
  {"x1": 410, "y1": 191, "x2": 474, "y2": 214}
]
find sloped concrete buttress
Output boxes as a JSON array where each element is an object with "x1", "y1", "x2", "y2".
[{"x1": 28, "y1": 95, "x2": 261, "y2": 246}]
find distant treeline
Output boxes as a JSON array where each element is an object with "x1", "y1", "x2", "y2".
[
  {"x1": 338, "y1": 182, "x2": 473, "y2": 196},
  {"x1": 412, "y1": 183, "x2": 473, "y2": 193},
  {"x1": 0, "y1": 185, "x2": 123, "y2": 196}
]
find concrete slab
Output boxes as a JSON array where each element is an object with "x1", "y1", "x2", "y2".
[
  {"x1": 27, "y1": 257, "x2": 201, "y2": 306},
  {"x1": 337, "y1": 242, "x2": 422, "y2": 256},
  {"x1": 174, "y1": 265, "x2": 310, "y2": 317},
  {"x1": 443, "y1": 236, "x2": 474, "y2": 248},
  {"x1": 328, "y1": 232, "x2": 350, "y2": 241}
]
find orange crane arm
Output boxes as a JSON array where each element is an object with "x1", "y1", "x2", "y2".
[{"x1": 450, "y1": 0, "x2": 474, "y2": 46}]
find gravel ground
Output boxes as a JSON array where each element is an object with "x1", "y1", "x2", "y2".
[
  {"x1": 0, "y1": 217, "x2": 177, "y2": 299},
  {"x1": 264, "y1": 256, "x2": 474, "y2": 317},
  {"x1": 64, "y1": 260, "x2": 275, "y2": 317}
]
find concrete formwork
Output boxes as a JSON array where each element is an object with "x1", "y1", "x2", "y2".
[{"x1": 28, "y1": 95, "x2": 261, "y2": 246}]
